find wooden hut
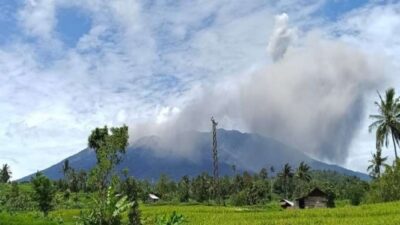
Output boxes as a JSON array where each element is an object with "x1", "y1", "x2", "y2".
[{"x1": 295, "y1": 187, "x2": 328, "y2": 209}]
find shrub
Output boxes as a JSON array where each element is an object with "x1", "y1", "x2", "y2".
[
  {"x1": 76, "y1": 185, "x2": 133, "y2": 225},
  {"x1": 31, "y1": 172, "x2": 55, "y2": 216},
  {"x1": 229, "y1": 191, "x2": 248, "y2": 206},
  {"x1": 156, "y1": 211, "x2": 187, "y2": 225}
]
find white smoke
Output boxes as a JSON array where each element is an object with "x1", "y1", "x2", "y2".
[
  {"x1": 267, "y1": 13, "x2": 297, "y2": 62},
  {"x1": 130, "y1": 14, "x2": 384, "y2": 163}
]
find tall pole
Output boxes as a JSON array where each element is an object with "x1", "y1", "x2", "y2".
[{"x1": 211, "y1": 117, "x2": 219, "y2": 200}]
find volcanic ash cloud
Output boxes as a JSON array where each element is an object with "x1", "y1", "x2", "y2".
[{"x1": 131, "y1": 14, "x2": 383, "y2": 164}]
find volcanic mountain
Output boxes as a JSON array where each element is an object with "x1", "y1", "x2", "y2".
[{"x1": 21, "y1": 129, "x2": 369, "y2": 181}]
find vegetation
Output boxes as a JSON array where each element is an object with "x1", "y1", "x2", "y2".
[
  {"x1": 2, "y1": 202, "x2": 400, "y2": 225},
  {"x1": 2, "y1": 87, "x2": 400, "y2": 225},
  {"x1": 366, "y1": 160, "x2": 400, "y2": 203},
  {"x1": 369, "y1": 87, "x2": 400, "y2": 159},
  {"x1": 0, "y1": 164, "x2": 12, "y2": 183},
  {"x1": 31, "y1": 172, "x2": 56, "y2": 216},
  {"x1": 76, "y1": 186, "x2": 133, "y2": 225},
  {"x1": 155, "y1": 211, "x2": 187, "y2": 225},
  {"x1": 88, "y1": 125, "x2": 129, "y2": 192},
  {"x1": 367, "y1": 149, "x2": 388, "y2": 179}
]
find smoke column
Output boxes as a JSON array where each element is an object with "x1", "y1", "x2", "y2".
[{"x1": 131, "y1": 14, "x2": 383, "y2": 163}]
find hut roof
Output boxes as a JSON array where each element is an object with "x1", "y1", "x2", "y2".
[
  {"x1": 296, "y1": 187, "x2": 327, "y2": 200},
  {"x1": 148, "y1": 193, "x2": 160, "y2": 200},
  {"x1": 280, "y1": 199, "x2": 294, "y2": 207}
]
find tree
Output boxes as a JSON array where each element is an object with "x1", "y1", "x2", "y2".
[
  {"x1": 88, "y1": 125, "x2": 129, "y2": 192},
  {"x1": 247, "y1": 180, "x2": 268, "y2": 205},
  {"x1": 178, "y1": 176, "x2": 190, "y2": 202},
  {"x1": 191, "y1": 173, "x2": 211, "y2": 202},
  {"x1": 369, "y1": 88, "x2": 400, "y2": 159},
  {"x1": 278, "y1": 163, "x2": 293, "y2": 198},
  {"x1": 259, "y1": 168, "x2": 268, "y2": 180},
  {"x1": 366, "y1": 160, "x2": 400, "y2": 203},
  {"x1": 123, "y1": 177, "x2": 141, "y2": 225},
  {"x1": 62, "y1": 159, "x2": 70, "y2": 177},
  {"x1": 295, "y1": 162, "x2": 312, "y2": 182},
  {"x1": 0, "y1": 164, "x2": 12, "y2": 183},
  {"x1": 31, "y1": 172, "x2": 55, "y2": 216},
  {"x1": 231, "y1": 165, "x2": 237, "y2": 176},
  {"x1": 155, "y1": 174, "x2": 171, "y2": 198},
  {"x1": 269, "y1": 166, "x2": 275, "y2": 198},
  {"x1": 293, "y1": 162, "x2": 312, "y2": 198},
  {"x1": 367, "y1": 149, "x2": 388, "y2": 179}
]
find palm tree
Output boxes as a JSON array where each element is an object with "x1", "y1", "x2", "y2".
[
  {"x1": 295, "y1": 161, "x2": 312, "y2": 182},
  {"x1": 62, "y1": 160, "x2": 70, "y2": 177},
  {"x1": 270, "y1": 166, "x2": 275, "y2": 198},
  {"x1": 367, "y1": 149, "x2": 388, "y2": 178},
  {"x1": 369, "y1": 88, "x2": 400, "y2": 160},
  {"x1": 278, "y1": 163, "x2": 293, "y2": 198}
]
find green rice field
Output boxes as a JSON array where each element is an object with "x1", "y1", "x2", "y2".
[{"x1": 1, "y1": 201, "x2": 400, "y2": 225}]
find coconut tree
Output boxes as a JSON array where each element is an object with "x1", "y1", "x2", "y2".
[
  {"x1": 367, "y1": 149, "x2": 388, "y2": 179},
  {"x1": 369, "y1": 88, "x2": 400, "y2": 160},
  {"x1": 278, "y1": 163, "x2": 293, "y2": 198},
  {"x1": 295, "y1": 161, "x2": 312, "y2": 182}
]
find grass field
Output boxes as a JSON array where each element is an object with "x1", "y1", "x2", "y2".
[{"x1": 1, "y1": 201, "x2": 400, "y2": 225}]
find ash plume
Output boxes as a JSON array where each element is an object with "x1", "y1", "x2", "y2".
[
  {"x1": 267, "y1": 13, "x2": 296, "y2": 62},
  {"x1": 130, "y1": 14, "x2": 383, "y2": 164}
]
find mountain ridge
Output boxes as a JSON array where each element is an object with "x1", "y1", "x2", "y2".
[{"x1": 20, "y1": 129, "x2": 369, "y2": 181}]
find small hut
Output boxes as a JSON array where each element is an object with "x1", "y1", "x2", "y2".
[
  {"x1": 295, "y1": 187, "x2": 328, "y2": 209},
  {"x1": 280, "y1": 199, "x2": 294, "y2": 209},
  {"x1": 148, "y1": 193, "x2": 160, "y2": 203}
]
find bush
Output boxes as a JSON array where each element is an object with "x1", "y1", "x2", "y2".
[
  {"x1": 229, "y1": 191, "x2": 248, "y2": 206},
  {"x1": 366, "y1": 160, "x2": 400, "y2": 203},
  {"x1": 31, "y1": 172, "x2": 55, "y2": 216},
  {"x1": 76, "y1": 185, "x2": 133, "y2": 225},
  {"x1": 156, "y1": 211, "x2": 187, "y2": 225}
]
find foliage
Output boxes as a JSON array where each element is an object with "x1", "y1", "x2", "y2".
[
  {"x1": 76, "y1": 186, "x2": 133, "y2": 225},
  {"x1": 367, "y1": 149, "x2": 388, "y2": 179},
  {"x1": 122, "y1": 176, "x2": 141, "y2": 225},
  {"x1": 191, "y1": 173, "x2": 212, "y2": 202},
  {"x1": 0, "y1": 164, "x2": 12, "y2": 183},
  {"x1": 87, "y1": 125, "x2": 129, "y2": 192},
  {"x1": 155, "y1": 211, "x2": 187, "y2": 225},
  {"x1": 177, "y1": 176, "x2": 190, "y2": 202},
  {"x1": 369, "y1": 87, "x2": 400, "y2": 159},
  {"x1": 366, "y1": 160, "x2": 400, "y2": 203},
  {"x1": 277, "y1": 163, "x2": 294, "y2": 199},
  {"x1": 31, "y1": 172, "x2": 56, "y2": 216}
]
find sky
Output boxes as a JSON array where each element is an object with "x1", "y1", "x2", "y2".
[{"x1": 0, "y1": 0, "x2": 400, "y2": 179}]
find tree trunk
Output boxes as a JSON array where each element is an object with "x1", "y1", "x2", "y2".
[
  {"x1": 285, "y1": 177, "x2": 288, "y2": 199},
  {"x1": 392, "y1": 133, "x2": 398, "y2": 160}
]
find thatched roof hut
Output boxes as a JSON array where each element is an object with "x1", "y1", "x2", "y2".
[{"x1": 295, "y1": 187, "x2": 328, "y2": 209}]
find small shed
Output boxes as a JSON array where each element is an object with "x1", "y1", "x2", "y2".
[
  {"x1": 148, "y1": 193, "x2": 160, "y2": 203},
  {"x1": 295, "y1": 187, "x2": 328, "y2": 209},
  {"x1": 280, "y1": 199, "x2": 294, "y2": 209}
]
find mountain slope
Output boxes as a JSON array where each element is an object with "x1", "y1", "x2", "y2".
[{"x1": 21, "y1": 129, "x2": 369, "y2": 181}]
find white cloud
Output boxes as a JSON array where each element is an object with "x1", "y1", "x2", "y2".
[{"x1": 19, "y1": 0, "x2": 56, "y2": 39}]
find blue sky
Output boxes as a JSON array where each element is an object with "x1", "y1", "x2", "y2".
[{"x1": 0, "y1": 0, "x2": 400, "y2": 179}]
